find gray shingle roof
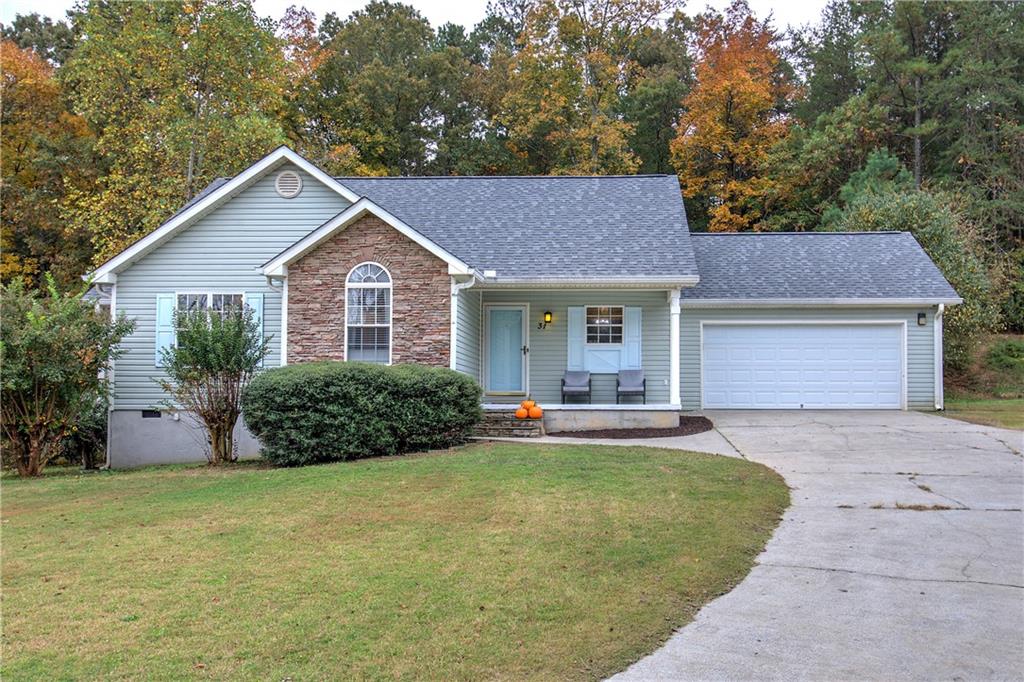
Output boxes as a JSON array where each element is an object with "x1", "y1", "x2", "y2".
[
  {"x1": 168, "y1": 177, "x2": 230, "y2": 221},
  {"x1": 683, "y1": 232, "x2": 961, "y2": 302},
  {"x1": 336, "y1": 175, "x2": 698, "y2": 280}
]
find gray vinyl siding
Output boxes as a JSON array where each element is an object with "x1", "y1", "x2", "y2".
[
  {"x1": 454, "y1": 289, "x2": 482, "y2": 379},
  {"x1": 112, "y1": 165, "x2": 349, "y2": 410},
  {"x1": 680, "y1": 306, "x2": 938, "y2": 411},
  {"x1": 480, "y1": 290, "x2": 672, "y2": 404}
]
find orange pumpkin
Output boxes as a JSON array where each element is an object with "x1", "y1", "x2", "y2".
[
  {"x1": 514, "y1": 407, "x2": 529, "y2": 420},
  {"x1": 528, "y1": 405, "x2": 543, "y2": 419},
  {"x1": 521, "y1": 400, "x2": 536, "y2": 409}
]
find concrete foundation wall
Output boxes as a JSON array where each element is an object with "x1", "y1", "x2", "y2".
[
  {"x1": 543, "y1": 408, "x2": 679, "y2": 432},
  {"x1": 108, "y1": 410, "x2": 262, "y2": 468}
]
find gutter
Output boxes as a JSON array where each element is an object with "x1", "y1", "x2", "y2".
[
  {"x1": 476, "y1": 275, "x2": 700, "y2": 290},
  {"x1": 681, "y1": 297, "x2": 963, "y2": 308}
]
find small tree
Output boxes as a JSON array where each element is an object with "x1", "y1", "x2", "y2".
[
  {"x1": 158, "y1": 305, "x2": 270, "y2": 465},
  {"x1": 0, "y1": 276, "x2": 134, "y2": 476},
  {"x1": 826, "y1": 189, "x2": 1002, "y2": 370}
]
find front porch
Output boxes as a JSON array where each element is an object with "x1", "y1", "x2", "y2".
[
  {"x1": 453, "y1": 287, "x2": 683, "y2": 433},
  {"x1": 481, "y1": 403, "x2": 682, "y2": 436}
]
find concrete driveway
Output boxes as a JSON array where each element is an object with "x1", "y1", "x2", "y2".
[{"x1": 608, "y1": 410, "x2": 1024, "y2": 681}]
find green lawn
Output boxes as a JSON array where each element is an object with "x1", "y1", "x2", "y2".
[
  {"x1": 944, "y1": 398, "x2": 1024, "y2": 430},
  {"x1": 2, "y1": 442, "x2": 788, "y2": 680}
]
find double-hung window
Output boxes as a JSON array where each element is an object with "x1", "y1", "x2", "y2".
[
  {"x1": 346, "y1": 263, "x2": 392, "y2": 364},
  {"x1": 176, "y1": 293, "x2": 244, "y2": 318},
  {"x1": 586, "y1": 306, "x2": 624, "y2": 344}
]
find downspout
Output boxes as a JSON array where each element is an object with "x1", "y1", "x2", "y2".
[
  {"x1": 265, "y1": 272, "x2": 287, "y2": 365},
  {"x1": 104, "y1": 282, "x2": 117, "y2": 469},
  {"x1": 934, "y1": 303, "x2": 945, "y2": 410},
  {"x1": 450, "y1": 276, "x2": 478, "y2": 371}
]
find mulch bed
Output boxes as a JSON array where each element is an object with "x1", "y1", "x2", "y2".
[{"x1": 547, "y1": 416, "x2": 714, "y2": 439}]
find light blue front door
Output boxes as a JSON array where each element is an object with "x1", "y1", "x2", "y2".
[{"x1": 486, "y1": 306, "x2": 526, "y2": 394}]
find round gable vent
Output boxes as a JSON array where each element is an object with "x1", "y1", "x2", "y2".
[{"x1": 275, "y1": 170, "x2": 303, "y2": 198}]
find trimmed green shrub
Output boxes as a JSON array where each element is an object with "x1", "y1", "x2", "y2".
[{"x1": 241, "y1": 362, "x2": 482, "y2": 466}]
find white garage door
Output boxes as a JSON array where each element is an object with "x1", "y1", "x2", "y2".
[{"x1": 702, "y1": 323, "x2": 904, "y2": 409}]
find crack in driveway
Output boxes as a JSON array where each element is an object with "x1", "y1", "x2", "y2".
[
  {"x1": 611, "y1": 411, "x2": 1024, "y2": 681},
  {"x1": 757, "y1": 561, "x2": 1024, "y2": 590}
]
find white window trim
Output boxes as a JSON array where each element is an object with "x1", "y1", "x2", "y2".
[
  {"x1": 344, "y1": 262, "x2": 393, "y2": 366},
  {"x1": 583, "y1": 304, "x2": 626, "y2": 347},
  {"x1": 698, "y1": 319, "x2": 908, "y2": 411}
]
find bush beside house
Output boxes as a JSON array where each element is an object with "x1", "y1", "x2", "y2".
[
  {"x1": 0, "y1": 277, "x2": 134, "y2": 476},
  {"x1": 158, "y1": 306, "x2": 270, "y2": 465},
  {"x1": 242, "y1": 362, "x2": 482, "y2": 466}
]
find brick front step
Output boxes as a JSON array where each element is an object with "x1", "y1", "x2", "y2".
[{"x1": 474, "y1": 410, "x2": 545, "y2": 438}]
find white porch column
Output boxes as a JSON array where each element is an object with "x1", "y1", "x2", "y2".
[{"x1": 669, "y1": 288, "x2": 681, "y2": 406}]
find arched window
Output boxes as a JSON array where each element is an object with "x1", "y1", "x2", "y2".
[{"x1": 346, "y1": 262, "x2": 392, "y2": 364}]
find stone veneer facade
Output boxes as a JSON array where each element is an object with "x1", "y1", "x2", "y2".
[{"x1": 287, "y1": 214, "x2": 451, "y2": 365}]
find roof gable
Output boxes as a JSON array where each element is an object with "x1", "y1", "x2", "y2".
[
  {"x1": 263, "y1": 198, "x2": 473, "y2": 277},
  {"x1": 333, "y1": 175, "x2": 699, "y2": 283},
  {"x1": 87, "y1": 147, "x2": 360, "y2": 283}
]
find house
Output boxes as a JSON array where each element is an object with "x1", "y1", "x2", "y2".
[{"x1": 88, "y1": 147, "x2": 961, "y2": 467}]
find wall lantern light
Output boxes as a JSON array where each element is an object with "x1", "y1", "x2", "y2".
[
  {"x1": 538, "y1": 311, "x2": 553, "y2": 330},
  {"x1": 917, "y1": 313, "x2": 927, "y2": 326}
]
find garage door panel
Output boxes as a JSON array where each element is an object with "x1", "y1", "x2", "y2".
[{"x1": 702, "y1": 324, "x2": 903, "y2": 409}]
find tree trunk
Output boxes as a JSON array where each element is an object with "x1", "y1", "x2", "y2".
[
  {"x1": 208, "y1": 420, "x2": 236, "y2": 465},
  {"x1": 913, "y1": 76, "x2": 922, "y2": 190},
  {"x1": 15, "y1": 432, "x2": 46, "y2": 477}
]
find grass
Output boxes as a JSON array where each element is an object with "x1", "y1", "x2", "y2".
[
  {"x1": 943, "y1": 333, "x2": 1023, "y2": 430},
  {"x1": 1, "y1": 442, "x2": 788, "y2": 681},
  {"x1": 943, "y1": 398, "x2": 1024, "y2": 430}
]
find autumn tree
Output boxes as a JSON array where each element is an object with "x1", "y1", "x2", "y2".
[
  {"x1": 760, "y1": 94, "x2": 895, "y2": 231},
  {"x1": 0, "y1": 41, "x2": 96, "y2": 289},
  {"x1": 60, "y1": 0, "x2": 288, "y2": 263},
  {"x1": 303, "y1": 1, "x2": 437, "y2": 175},
  {"x1": 0, "y1": 12, "x2": 76, "y2": 66},
  {"x1": 499, "y1": 0, "x2": 677, "y2": 174},
  {"x1": 670, "y1": 0, "x2": 795, "y2": 232},
  {"x1": 619, "y1": 10, "x2": 694, "y2": 173}
]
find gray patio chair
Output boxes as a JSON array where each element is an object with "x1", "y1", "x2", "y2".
[
  {"x1": 561, "y1": 371, "x2": 592, "y2": 404},
  {"x1": 616, "y1": 369, "x2": 646, "y2": 404}
]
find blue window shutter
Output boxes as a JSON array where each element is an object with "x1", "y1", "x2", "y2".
[
  {"x1": 624, "y1": 307, "x2": 642, "y2": 369},
  {"x1": 567, "y1": 306, "x2": 585, "y2": 371},
  {"x1": 155, "y1": 294, "x2": 176, "y2": 367},
  {"x1": 246, "y1": 292, "x2": 265, "y2": 366}
]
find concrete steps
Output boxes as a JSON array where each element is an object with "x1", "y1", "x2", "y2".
[{"x1": 474, "y1": 409, "x2": 545, "y2": 438}]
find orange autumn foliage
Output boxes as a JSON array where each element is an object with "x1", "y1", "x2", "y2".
[{"x1": 670, "y1": 0, "x2": 796, "y2": 232}]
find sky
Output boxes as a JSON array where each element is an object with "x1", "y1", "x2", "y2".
[{"x1": 1, "y1": 0, "x2": 828, "y2": 33}]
